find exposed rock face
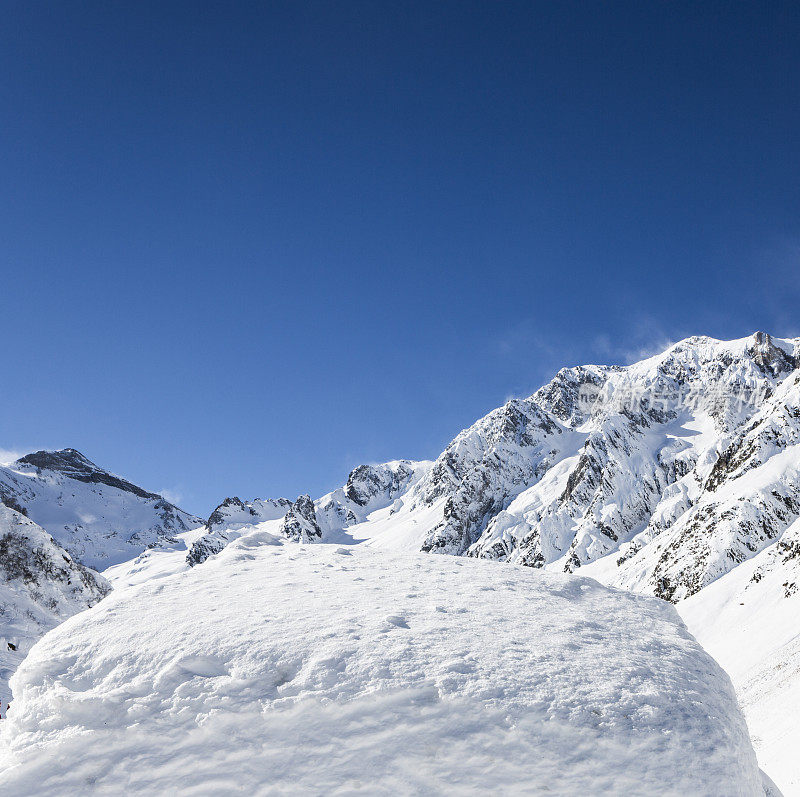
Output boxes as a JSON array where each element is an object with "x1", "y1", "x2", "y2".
[
  {"x1": 186, "y1": 531, "x2": 231, "y2": 567},
  {"x1": 0, "y1": 449, "x2": 202, "y2": 569},
  {"x1": 344, "y1": 462, "x2": 416, "y2": 507},
  {"x1": 746, "y1": 331, "x2": 797, "y2": 377},
  {"x1": 279, "y1": 495, "x2": 323, "y2": 543},
  {"x1": 15, "y1": 449, "x2": 161, "y2": 500}
]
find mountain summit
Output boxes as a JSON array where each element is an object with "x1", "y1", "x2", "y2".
[{"x1": 15, "y1": 448, "x2": 162, "y2": 500}]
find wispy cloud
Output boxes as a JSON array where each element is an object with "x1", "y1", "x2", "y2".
[
  {"x1": 0, "y1": 448, "x2": 27, "y2": 466},
  {"x1": 493, "y1": 316, "x2": 684, "y2": 372},
  {"x1": 158, "y1": 487, "x2": 184, "y2": 506}
]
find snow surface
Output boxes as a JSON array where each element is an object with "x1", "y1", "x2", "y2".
[
  {"x1": 679, "y1": 519, "x2": 800, "y2": 794},
  {"x1": 0, "y1": 533, "x2": 763, "y2": 795}
]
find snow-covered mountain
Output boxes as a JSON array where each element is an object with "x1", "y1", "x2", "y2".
[
  {"x1": 174, "y1": 332, "x2": 800, "y2": 790},
  {"x1": 186, "y1": 459, "x2": 431, "y2": 564},
  {"x1": 198, "y1": 335, "x2": 783, "y2": 588},
  {"x1": 0, "y1": 535, "x2": 763, "y2": 795},
  {"x1": 2, "y1": 333, "x2": 800, "y2": 791},
  {"x1": 0, "y1": 449, "x2": 202, "y2": 569},
  {"x1": 0, "y1": 449, "x2": 202, "y2": 707},
  {"x1": 195, "y1": 333, "x2": 800, "y2": 610},
  {"x1": 0, "y1": 504, "x2": 109, "y2": 707}
]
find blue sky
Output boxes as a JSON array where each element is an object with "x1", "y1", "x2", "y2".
[{"x1": 1, "y1": 1, "x2": 799, "y2": 515}]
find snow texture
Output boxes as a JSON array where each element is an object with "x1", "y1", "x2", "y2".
[{"x1": 0, "y1": 534, "x2": 762, "y2": 795}]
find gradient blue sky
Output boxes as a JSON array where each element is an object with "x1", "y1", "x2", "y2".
[{"x1": 2, "y1": 1, "x2": 799, "y2": 515}]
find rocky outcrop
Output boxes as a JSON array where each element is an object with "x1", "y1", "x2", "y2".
[
  {"x1": 279, "y1": 495, "x2": 323, "y2": 543},
  {"x1": 746, "y1": 331, "x2": 797, "y2": 377},
  {"x1": 187, "y1": 496, "x2": 292, "y2": 566},
  {"x1": 344, "y1": 462, "x2": 417, "y2": 507},
  {"x1": 418, "y1": 399, "x2": 566, "y2": 555},
  {"x1": 16, "y1": 449, "x2": 161, "y2": 500},
  {"x1": 0, "y1": 504, "x2": 110, "y2": 703}
]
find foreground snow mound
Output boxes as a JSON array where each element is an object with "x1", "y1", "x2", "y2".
[
  {"x1": 0, "y1": 504, "x2": 109, "y2": 705},
  {"x1": 0, "y1": 537, "x2": 761, "y2": 795}
]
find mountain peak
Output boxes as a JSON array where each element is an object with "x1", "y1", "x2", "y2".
[
  {"x1": 17, "y1": 447, "x2": 94, "y2": 470},
  {"x1": 746, "y1": 330, "x2": 797, "y2": 376},
  {"x1": 15, "y1": 448, "x2": 163, "y2": 501}
]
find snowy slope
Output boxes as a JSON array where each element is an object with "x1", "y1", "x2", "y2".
[
  {"x1": 679, "y1": 517, "x2": 800, "y2": 793},
  {"x1": 0, "y1": 534, "x2": 763, "y2": 795},
  {"x1": 0, "y1": 505, "x2": 109, "y2": 707},
  {"x1": 0, "y1": 449, "x2": 202, "y2": 570}
]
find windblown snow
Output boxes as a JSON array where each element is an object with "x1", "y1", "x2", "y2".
[{"x1": 0, "y1": 533, "x2": 762, "y2": 795}]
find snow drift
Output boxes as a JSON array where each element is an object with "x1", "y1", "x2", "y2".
[{"x1": 0, "y1": 533, "x2": 762, "y2": 795}]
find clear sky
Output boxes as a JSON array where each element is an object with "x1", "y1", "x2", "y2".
[{"x1": 2, "y1": 1, "x2": 799, "y2": 516}]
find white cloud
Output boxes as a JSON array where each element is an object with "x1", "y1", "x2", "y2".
[
  {"x1": 0, "y1": 448, "x2": 26, "y2": 466},
  {"x1": 158, "y1": 487, "x2": 184, "y2": 506}
]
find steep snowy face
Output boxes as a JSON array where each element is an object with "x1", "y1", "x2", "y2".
[
  {"x1": 609, "y1": 365, "x2": 800, "y2": 601},
  {"x1": 410, "y1": 334, "x2": 792, "y2": 561},
  {"x1": 435, "y1": 334, "x2": 800, "y2": 593},
  {"x1": 0, "y1": 537, "x2": 762, "y2": 795},
  {"x1": 415, "y1": 398, "x2": 577, "y2": 555},
  {"x1": 0, "y1": 504, "x2": 109, "y2": 706},
  {"x1": 0, "y1": 449, "x2": 202, "y2": 569}
]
